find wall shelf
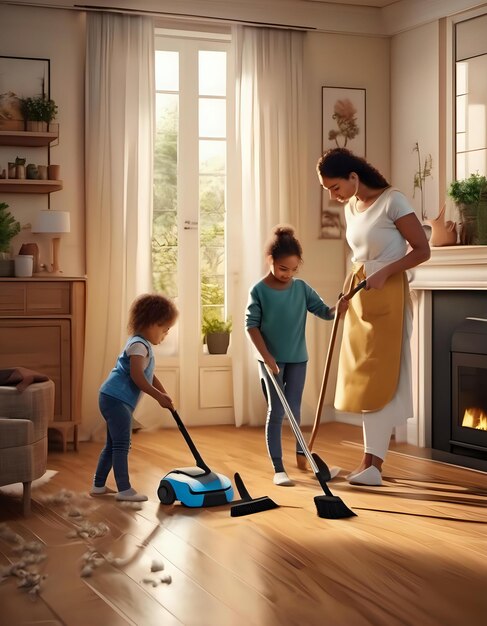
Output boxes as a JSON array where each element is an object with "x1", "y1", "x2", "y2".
[
  {"x1": 0, "y1": 130, "x2": 59, "y2": 147},
  {"x1": 0, "y1": 179, "x2": 63, "y2": 193}
]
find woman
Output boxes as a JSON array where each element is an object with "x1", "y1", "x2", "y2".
[{"x1": 316, "y1": 148, "x2": 430, "y2": 486}]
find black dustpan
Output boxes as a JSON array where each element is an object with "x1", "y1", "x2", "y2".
[
  {"x1": 265, "y1": 365, "x2": 356, "y2": 519},
  {"x1": 230, "y1": 473, "x2": 279, "y2": 517}
]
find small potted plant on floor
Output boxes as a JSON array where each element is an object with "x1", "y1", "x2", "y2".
[
  {"x1": 0, "y1": 202, "x2": 21, "y2": 276},
  {"x1": 202, "y1": 316, "x2": 232, "y2": 354},
  {"x1": 447, "y1": 172, "x2": 487, "y2": 245},
  {"x1": 21, "y1": 95, "x2": 58, "y2": 132}
]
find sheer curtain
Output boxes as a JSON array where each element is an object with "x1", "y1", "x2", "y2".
[
  {"x1": 231, "y1": 26, "x2": 306, "y2": 426},
  {"x1": 81, "y1": 13, "x2": 155, "y2": 439}
]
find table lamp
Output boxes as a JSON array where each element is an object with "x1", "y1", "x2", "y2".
[{"x1": 32, "y1": 209, "x2": 71, "y2": 275}]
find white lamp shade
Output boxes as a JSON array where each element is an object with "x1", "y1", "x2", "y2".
[{"x1": 33, "y1": 210, "x2": 71, "y2": 234}]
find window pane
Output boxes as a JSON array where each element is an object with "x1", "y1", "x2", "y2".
[
  {"x1": 153, "y1": 92, "x2": 178, "y2": 298},
  {"x1": 155, "y1": 51, "x2": 178, "y2": 91},
  {"x1": 200, "y1": 174, "x2": 225, "y2": 325},
  {"x1": 200, "y1": 140, "x2": 225, "y2": 174},
  {"x1": 199, "y1": 51, "x2": 226, "y2": 96},
  {"x1": 199, "y1": 98, "x2": 226, "y2": 138}
]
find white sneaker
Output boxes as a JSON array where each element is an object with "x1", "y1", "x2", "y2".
[{"x1": 348, "y1": 466, "x2": 382, "y2": 486}]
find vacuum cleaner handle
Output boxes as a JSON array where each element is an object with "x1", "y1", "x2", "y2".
[{"x1": 170, "y1": 409, "x2": 211, "y2": 474}]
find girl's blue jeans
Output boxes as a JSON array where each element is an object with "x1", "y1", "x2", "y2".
[
  {"x1": 93, "y1": 393, "x2": 133, "y2": 492},
  {"x1": 259, "y1": 361, "x2": 307, "y2": 473}
]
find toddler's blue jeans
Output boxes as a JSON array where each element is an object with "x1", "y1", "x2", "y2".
[{"x1": 93, "y1": 393, "x2": 133, "y2": 492}]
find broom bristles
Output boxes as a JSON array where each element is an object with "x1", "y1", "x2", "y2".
[
  {"x1": 314, "y1": 495, "x2": 357, "y2": 519},
  {"x1": 231, "y1": 496, "x2": 279, "y2": 517}
]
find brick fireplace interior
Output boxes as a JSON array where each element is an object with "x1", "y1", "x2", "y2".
[{"x1": 431, "y1": 290, "x2": 487, "y2": 472}]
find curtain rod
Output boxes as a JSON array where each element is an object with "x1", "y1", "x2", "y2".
[
  {"x1": 74, "y1": 4, "x2": 316, "y2": 30},
  {"x1": 4, "y1": 1, "x2": 317, "y2": 31}
]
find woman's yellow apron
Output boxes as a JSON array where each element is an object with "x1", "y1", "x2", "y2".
[{"x1": 334, "y1": 265, "x2": 408, "y2": 413}]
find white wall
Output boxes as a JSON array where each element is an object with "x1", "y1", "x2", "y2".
[
  {"x1": 299, "y1": 31, "x2": 390, "y2": 425},
  {"x1": 0, "y1": 4, "x2": 85, "y2": 277},
  {"x1": 390, "y1": 21, "x2": 441, "y2": 220}
]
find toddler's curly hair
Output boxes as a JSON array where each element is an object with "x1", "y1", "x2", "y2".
[{"x1": 128, "y1": 294, "x2": 178, "y2": 334}]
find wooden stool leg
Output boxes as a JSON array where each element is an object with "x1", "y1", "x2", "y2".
[
  {"x1": 73, "y1": 424, "x2": 79, "y2": 452},
  {"x1": 22, "y1": 481, "x2": 32, "y2": 517}
]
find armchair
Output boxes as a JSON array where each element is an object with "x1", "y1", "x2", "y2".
[{"x1": 0, "y1": 380, "x2": 54, "y2": 516}]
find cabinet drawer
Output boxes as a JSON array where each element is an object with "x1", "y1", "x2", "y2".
[
  {"x1": 0, "y1": 282, "x2": 70, "y2": 315},
  {"x1": 0, "y1": 319, "x2": 71, "y2": 421}
]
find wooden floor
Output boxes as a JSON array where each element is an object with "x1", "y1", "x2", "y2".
[{"x1": 1, "y1": 422, "x2": 486, "y2": 626}]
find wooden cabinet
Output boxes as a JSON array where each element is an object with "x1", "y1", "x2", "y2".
[
  {"x1": 0, "y1": 130, "x2": 63, "y2": 194},
  {"x1": 0, "y1": 278, "x2": 85, "y2": 450}
]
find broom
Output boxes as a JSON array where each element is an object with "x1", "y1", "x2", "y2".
[
  {"x1": 265, "y1": 365, "x2": 356, "y2": 519},
  {"x1": 230, "y1": 473, "x2": 279, "y2": 517}
]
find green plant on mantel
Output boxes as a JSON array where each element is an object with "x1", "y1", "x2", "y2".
[
  {"x1": 21, "y1": 95, "x2": 58, "y2": 123},
  {"x1": 413, "y1": 142, "x2": 433, "y2": 221},
  {"x1": 447, "y1": 172, "x2": 487, "y2": 245},
  {"x1": 0, "y1": 202, "x2": 21, "y2": 256}
]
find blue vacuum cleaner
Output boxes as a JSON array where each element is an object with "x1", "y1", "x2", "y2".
[{"x1": 157, "y1": 409, "x2": 234, "y2": 508}]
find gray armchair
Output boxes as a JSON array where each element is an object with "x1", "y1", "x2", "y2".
[{"x1": 0, "y1": 380, "x2": 54, "y2": 516}]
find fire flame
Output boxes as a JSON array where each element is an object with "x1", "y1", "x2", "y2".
[{"x1": 462, "y1": 407, "x2": 487, "y2": 431}]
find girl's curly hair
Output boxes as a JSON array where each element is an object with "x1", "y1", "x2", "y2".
[{"x1": 264, "y1": 224, "x2": 303, "y2": 261}]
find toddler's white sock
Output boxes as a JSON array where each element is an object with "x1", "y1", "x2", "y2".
[
  {"x1": 273, "y1": 472, "x2": 294, "y2": 486},
  {"x1": 90, "y1": 485, "x2": 108, "y2": 495},
  {"x1": 116, "y1": 488, "x2": 148, "y2": 502}
]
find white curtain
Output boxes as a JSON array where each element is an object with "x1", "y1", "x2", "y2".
[
  {"x1": 81, "y1": 13, "x2": 155, "y2": 439},
  {"x1": 231, "y1": 26, "x2": 306, "y2": 426}
]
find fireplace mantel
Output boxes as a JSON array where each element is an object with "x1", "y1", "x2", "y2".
[
  {"x1": 407, "y1": 245, "x2": 487, "y2": 451},
  {"x1": 409, "y1": 245, "x2": 487, "y2": 290}
]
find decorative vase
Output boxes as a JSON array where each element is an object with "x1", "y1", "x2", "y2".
[
  {"x1": 426, "y1": 204, "x2": 458, "y2": 247},
  {"x1": 206, "y1": 332, "x2": 230, "y2": 354},
  {"x1": 26, "y1": 163, "x2": 39, "y2": 179},
  {"x1": 48, "y1": 164, "x2": 60, "y2": 180},
  {"x1": 19, "y1": 243, "x2": 40, "y2": 273}
]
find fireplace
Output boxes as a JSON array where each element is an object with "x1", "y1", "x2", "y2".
[
  {"x1": 450, "y1": 318, "x2": 487, "y2": 461},
  {"x1": 430, "y1": 291, "x2": 487, "y2": 471}
]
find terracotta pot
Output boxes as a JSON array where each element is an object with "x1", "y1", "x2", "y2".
[{"x1": 206, "y1": 332, "x2": 230, "y2": 354}]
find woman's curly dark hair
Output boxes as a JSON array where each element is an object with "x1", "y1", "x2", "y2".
[
  {"x1": 128, "y1": 293, "x2": 178, "y2": 334},
  {"x1": 317, "y1": 147, "x2": 389, "y2": 189}
]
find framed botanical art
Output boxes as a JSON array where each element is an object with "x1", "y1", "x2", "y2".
[{"x1": 319, "y1": 86, "x2": 366, "y2": 239}]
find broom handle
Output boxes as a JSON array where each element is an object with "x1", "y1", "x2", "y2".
[
  {"x1": 308, "y1": 279, "x2": 367, "y2": 452},
  {"x1": 264, "y1": 364, "x2": 319, "y2": 475},
  {"x1": 308, "y1": 311, "x2": 341, "y2": 452}
]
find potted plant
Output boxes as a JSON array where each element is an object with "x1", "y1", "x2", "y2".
[
  {"x1": 413, "y1": 142, "x2": 433, "y2": 221},
  {"x1": 447, "y1": 172, "x2": 487, "y2": 245},
  {"x1": 0, "y1": 202, "x2": 21, "y2": 276},
  {"x1": 21, "y1": 95, "x2": 58, "y2": 132},
  {"x1": 202, "y1": 316, "x2": 232, "y2": 354}
]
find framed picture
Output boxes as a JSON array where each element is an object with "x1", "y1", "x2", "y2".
[
  {"x1": 0, "y1": 56, "x2": 50, "y2": 130},
  {"x1": 322, "y1": 86, "x2": 366, "y2": 156},
  {"x1": 320, "y1": 86, "x2": 366, "y2": 239}
]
